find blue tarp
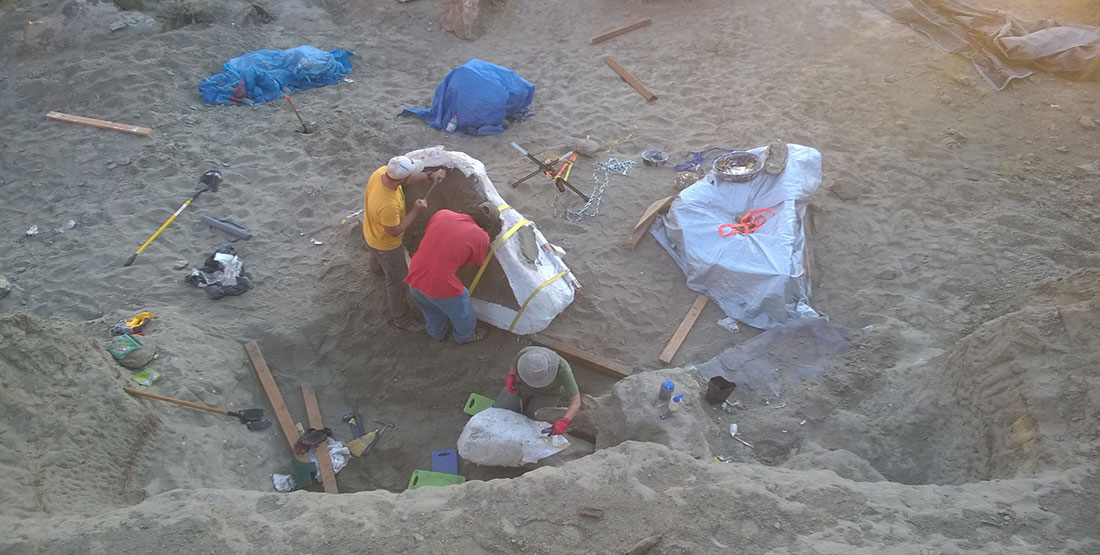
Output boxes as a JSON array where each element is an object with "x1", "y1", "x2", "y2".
[
  {"x1": 199, "y1": 46, "x2": 354, "y2": 105},
  {"x1": 402, "y1": 59, "x2": 534, "y2": 136}
]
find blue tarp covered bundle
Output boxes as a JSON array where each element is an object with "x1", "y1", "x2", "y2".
[
  {"x1": 199, "y1": 46, "x2": 354, "y2": 105},
  {"x1": 403, "y1": 59, "x2": 534, "y2": 136}
]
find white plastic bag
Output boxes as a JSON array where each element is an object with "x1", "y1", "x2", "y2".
[{"x1": 457, "y1": 408, "x2": 569, "y2": 466}]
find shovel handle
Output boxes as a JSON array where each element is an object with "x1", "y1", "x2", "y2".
[{"x1": 123, "y1": 387, "x2": 230, "y2": 416}]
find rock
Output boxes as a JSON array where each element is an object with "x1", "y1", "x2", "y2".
[
  {"x1": 109, "y1": 21, "x2": 127, "y2": 32},
  {"x1": 0, "y1": 276, "x2": 12, "y2": 299},
  {"x1": 564, "y1": 137, "x2": 602, "y2": 158},
  {"x1": 1079, "y1": 116, "x2": 1097, "y2": 130},
  {"x1": 119, "y1": 336, "x2": 156, "y2": 369},
  {"x1": 1072, "y1": 161, "x2": 1100, "y2": 177},
  {"x1": 1056, "y1": 146, "x2": 1068, "y2": 154},
  {"x1": 173, "y1": 260, "x2": 189, "y2": 270},
  {"x1": 114, "y1": 0, "x2": 144, "y2": 10},
  {"x1": 875, "y1": 269, "x2": 900, "y2": 281}
]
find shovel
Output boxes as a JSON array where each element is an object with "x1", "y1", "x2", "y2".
[{"x1": 123, "y1": 387, "x2": 272, "y2": 430}]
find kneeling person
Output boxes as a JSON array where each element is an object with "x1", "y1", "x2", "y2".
[
  {"x1": 495, "y1": 346, "x2": 580, "y2": 436},
  {"x1": 404, "y1": 202, "x2": 501, "y2": 343}
]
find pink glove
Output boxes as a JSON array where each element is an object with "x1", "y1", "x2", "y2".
[
  {"x1": 549, "y1": 418, "x2": 571, "y2": 436},
  {"x1": 505, "y1": 374, "x2": 519, "y2": 394}
]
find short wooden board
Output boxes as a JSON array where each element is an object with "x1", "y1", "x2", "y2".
[
  {"x1": 659, "y1": 295, "x2": 709, "y2": 364},
  {"x1": 301, "y1": 385, "x2": 339, "y2": 493},
  {"x1": 628, "y1": 195, "x2": 676, "y2": 249},
  {"x1": 589, "y1": 18, "x2": 651, "y2": 45},
  {"x1": 244, "y1": 341, "x2": 309, "y2": 463},
  {"x1": 46, "y1": 111, "x2": 152, "y2": 137},
  {"x1": 535, "y1": 337, "x2": 632, "y2": 380},
  {"x1": 604, "y1": 57, "x2": 657, "y2": 102}
]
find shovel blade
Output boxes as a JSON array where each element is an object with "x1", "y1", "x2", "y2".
[
  {"x1": 246, "y1": 418, "x2": 272, "y2": 431},
  {"x1": 235, "y1": 408, "x2": 266, "y2": 422}
]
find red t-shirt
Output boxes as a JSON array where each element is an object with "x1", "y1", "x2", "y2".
[{"x1": 405, "y1": 210, "x2": 490, "y2": 298}]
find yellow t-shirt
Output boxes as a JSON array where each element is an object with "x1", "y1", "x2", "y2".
[{"x1": 362, "y1": 166, "x2": 406, "y2": 251}]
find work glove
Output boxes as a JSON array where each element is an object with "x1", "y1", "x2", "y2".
[
  {"x1": 549, "y1": 418, "x2": 571, "y2": 436},
  {"x1": 505, "y1": 374, "x2": 519, "y2": 394}
]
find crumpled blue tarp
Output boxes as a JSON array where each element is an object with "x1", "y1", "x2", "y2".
[
  {"x1": 199, "y1": 46, "x2": 354, "y2": 105},
  {"x1": 402, "y1": 59, "x2": 534, "y2": 136}
]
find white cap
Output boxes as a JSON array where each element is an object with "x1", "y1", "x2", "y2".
[
  {"x1": 386, "y1": 156, "x2": 424, "y2": 180},
  {"x1": 517, "y1": 347, "x2": 560, "y2": 388}
]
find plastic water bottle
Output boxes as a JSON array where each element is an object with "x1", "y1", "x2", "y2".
[
  {"x1": 661, "y1": 394, "x2": 685, "y2": 419},
  {"x1": 445, "y1": 115, "x2": 458, "y2": 133},
  {"x1": 656, "y1": 380, "x2": 675, "y2": 405},
  {"x1": 668, "y1": 394, "x2": 685, "y2": 414}
]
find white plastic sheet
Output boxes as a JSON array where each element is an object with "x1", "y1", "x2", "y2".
[
  {"x1": 652, "y1": 144, "x2": 822, "y2": 329},
  {"x1": 457, "y1": 408, "x2": 569, "y2": 466},
  {"x1": 407, "y1": 147, "x2": 575, "y2": 335}
]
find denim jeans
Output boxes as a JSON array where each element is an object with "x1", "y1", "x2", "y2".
[{"x1": 409, "y1": 286, "x2": 477, "y2": 342}]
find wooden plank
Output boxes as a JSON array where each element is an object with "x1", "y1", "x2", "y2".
[
  {"x1": 627, "y1": 195, "x2": 676, "y2": 250},
  {"x1": 534, "y1": 337, "x2": 632, "y2": 380},
  {"x1": 46, "y1": 111, "x2": 152, "y2": 137},
  {"x1": 604, "y1": 57, "x2": 657, "y2": 102},
  {"x1": 301, "y1": 385, "x2": 339, "y2": 493},
  {"x1": 244, "y1": 341, "x2": 309, "y2": 463},
  {"x1": 589, "y1": 18, "x2": 651, "y2": 45},
  {"x1": 659, "y1": 295, "x2": 709, "y2": 364}
]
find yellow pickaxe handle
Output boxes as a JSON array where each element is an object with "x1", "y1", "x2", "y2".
[{"x1": 124, "y1": 199, "x2": 193, "y2": 267}]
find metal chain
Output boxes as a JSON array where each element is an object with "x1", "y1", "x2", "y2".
[{"x1": 554, "y1": 158, "x2": 635, "y2": 221}]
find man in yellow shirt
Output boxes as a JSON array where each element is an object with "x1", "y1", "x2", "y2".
[{"x1": 363, "y1": 155, "x2": 444, "y2": 331}]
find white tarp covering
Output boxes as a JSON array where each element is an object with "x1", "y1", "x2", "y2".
[
  {"x1": 457, "y1": 408, "x2": 569, "y2": 466},
  {"x1": 406, "y1": 146, "x2": 576, "y2": 335},
  {"x1": 651, "y1": 144, "x2": 822, "y2": 330}
]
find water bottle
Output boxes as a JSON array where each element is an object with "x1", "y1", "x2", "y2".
[
  {"x1": 656, "y1": 380, "x2": 674, "y2": 405},
  {"x1": 660, "y1": 394, "x2": 685, "y2": 419},
  {"x1": 668, "y1": 394, "x2": 685, "y2": 415},
  {"x1": 445, "y1": 115, "x2": 458, "y2": 133}
]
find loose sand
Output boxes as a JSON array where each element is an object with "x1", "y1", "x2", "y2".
[{"x1": 1, "y1": 0, "x2": 1099, "y2": 552}]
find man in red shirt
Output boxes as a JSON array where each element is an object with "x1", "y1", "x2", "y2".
[{"x1": 405, "y1": 201, "x2": 501, "y2": 343}]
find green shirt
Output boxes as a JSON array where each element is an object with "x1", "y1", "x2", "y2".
[{"x1": 512, "y1": 346, "x2": 579, "y2": 399}]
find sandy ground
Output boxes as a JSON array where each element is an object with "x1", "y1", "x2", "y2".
[{"x1": 1, "y1": 0, "x2": 1099, "y2": 552}]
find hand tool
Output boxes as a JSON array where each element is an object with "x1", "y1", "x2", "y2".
[
  {"x1": 123, "y1": 387, "x2": 271, "y2": 430},
  {"x1": 509, "y1": 142, "x2": 589, "y2": 202},
  {"x1": 281, "y1": 87, "x2": 310, "y2": 134},
  {"x1": 124, "y1": 169, "x2": 221, "y2": 267}
]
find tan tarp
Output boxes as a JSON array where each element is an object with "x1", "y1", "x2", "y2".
[{"x1": 867, "y1": 0, "x2": 1100, "y2": 90}]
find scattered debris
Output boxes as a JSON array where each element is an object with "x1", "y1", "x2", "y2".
[
  {"x1": 589, "y1": 18, "x2": 651, "y2": 45},
  {"x1": 579, "y1": 507, "x2": 605, "y2": 519},
  {"x1": 56, "y1": 219, "x2": 75, "y2": 233},
  {"x1": 605, "y1": 56, "x2": 657, "y2": 102},
  {"x1": 109, "y1": 20, "x2": 127, "y2": 31},
  {"x1": 24, "y1": 225, "x2": 39, "y2": 236},
  {"x1": 717, "y1": 317, "x2": 740, "y2": 333},
  {"x1": 310, "y1": 238, "x2": 323, "y2": 245},
  {"x1": 0, "y1": 276, "x2": 12, "y2": 299},
  {"x1": 625, "y1": 534, "x2": 662, "y2": 555}
]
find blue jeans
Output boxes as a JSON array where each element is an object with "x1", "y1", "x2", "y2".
[{"x1": 409, "y1": 286, "x2": 477, "y2": 342}]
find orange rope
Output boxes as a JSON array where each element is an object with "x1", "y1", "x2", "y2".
[{"x1": 718, "y1": 208, "x2": 775, "y2": 237}]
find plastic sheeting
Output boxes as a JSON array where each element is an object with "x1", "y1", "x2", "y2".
[
  {"x1": 402, "y1": 59, "x2": 534, "y2": 136},
  {"x1": 651, "y1": 144, "x2": 822, "y2": 330},
  {"x1": 199, "y1": 46, "x2": 354, "y2": 105},
  {"x1": 866, "y1": 0, "x2": 1100, "y2": 90},
  {"x1": 405, "y1": 146, "x2": 575, "y2": 335},
  {"x1": 457, "y1": 408, "x2": 569, "y2": 467}
]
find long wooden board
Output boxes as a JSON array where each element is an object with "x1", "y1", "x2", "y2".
[
  {"x1": 244, "y1": 341, "x2": 309, "y2": 463},
  {"x1": 604, "y1": 57, "x2": 657, "y2": 102},
  {"x1": 627, "y1": 195, "x2": 676, "y2": 249},
  {"x1": 534, "y1": 337, "x2": 632, "y2": 380},
  {"x1": 659, "y1": 295, "x2": 709, "y2": 364},
  {"x1": 301, "y1": 385, "x2": 338, "y2": 493},
  {"x1": 589, "y1": 18, "x2": 651, "y2": 45},
  {"x1": 46, "y1": 111, "x2": 152, "y2": 137}
]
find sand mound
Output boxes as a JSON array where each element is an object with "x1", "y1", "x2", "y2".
[
  {"x1": 0, "y1": 313, "x2": 161, "y2": 517},
  {"x1": 3, "y1": 440, "x2": 1097, "y2": 554}
]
